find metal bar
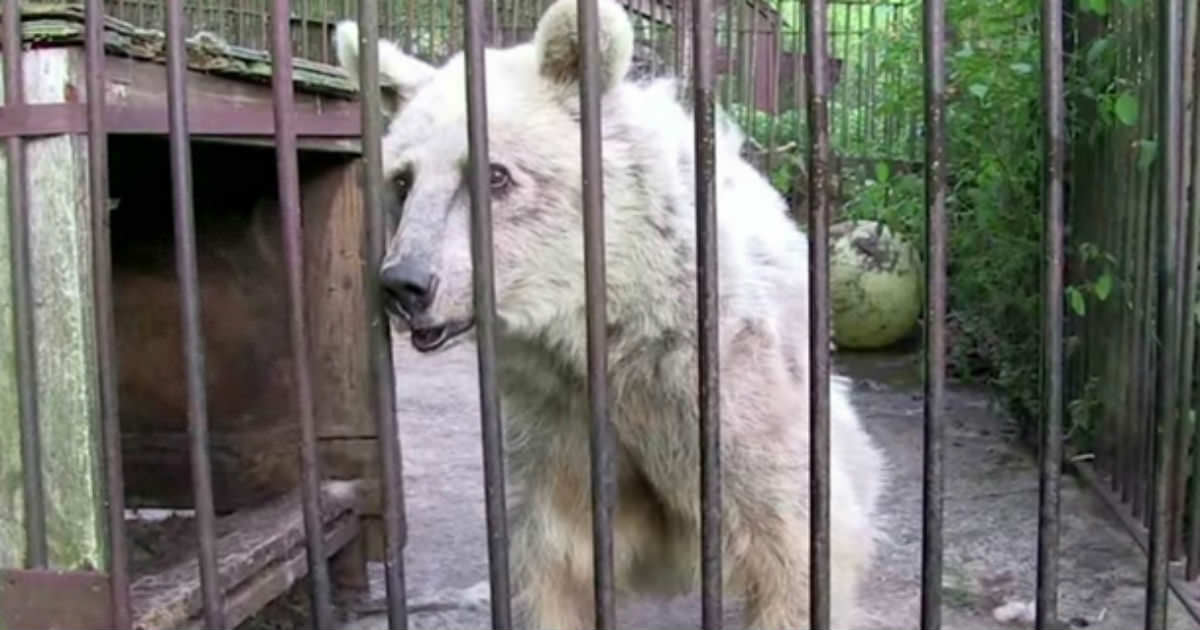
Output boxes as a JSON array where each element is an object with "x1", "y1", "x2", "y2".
[
  {"x1": 1147, "y1": 0, "x2": 1183, "y2": 622},
  {"x1": 462, "y1": 0, "x2": 513, "y2": 626},
  {"x1": 1121, "y1": 0, "x2": 1144, "y2": 505},
  {"x1": 358, "y1": 0, "x2": 410, "y2": 627},
  {"x1": 691, "y1": 0, "x2": 720, "y2": 624},
  {"x1": 836, "y1": 4, "x2": 848, "y2": 149},
  {"x1": 804, "y1": 0, "x2": 831, "y2": 624},
  {"x1": 85, "y1": 0, "x2": 132, "y2": 624},
  {"x1": 4, "y1": 0, "x2": 48, "y2": 571},
  {"x1": 165, "y1": 2, "x2": 226, "y2": 627},
  {"x1": 1137, "y1": 0, "x2": 1159, "y2": 527},
  {"x1": 673, "y1": 0, "x2": 684, "y2": 76},
  {"x1": 1036, "y1": 0, "x2": 1066, "y2": 620},
  {"x1": 576, "y1": 0, "x2": 615, "y2": 625},
  {"x1": 268, "y1": 0, "x2": 335, "y2": 627},
  {"x1": 1169, "y1": 0, "x2": 1198, "y2": 561},
  {"x1": 1187, "y1": 0, "x2": 1200, "y2": 578},
  {"x1": 921, "y1": 0, "x2": 947, "y2": 625}
]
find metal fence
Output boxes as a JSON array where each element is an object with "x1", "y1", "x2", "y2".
[
  {"x1": 1064, "y1": 0, "x2": 1200, "y2": 620},
  {"x1": 0, "y1": 0, "x2": 1195, "y2": 629},
  {"x1": 98, "y1": 0, "x2": 921, "y2": 199}
]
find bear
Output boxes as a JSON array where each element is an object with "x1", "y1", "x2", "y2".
[{"x1": 333, "y1": 0, "x2": 887, "y2": 626}]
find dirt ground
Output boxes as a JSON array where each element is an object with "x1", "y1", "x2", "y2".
[{"x1": 241, "y1": 338, "x2": 1200, "y2": 630}]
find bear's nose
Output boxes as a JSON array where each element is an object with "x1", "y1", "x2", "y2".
[{"x1": 380, "y1": 260, "x2": 438, "y2": 317}]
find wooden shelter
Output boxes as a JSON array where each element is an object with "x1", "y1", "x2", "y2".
[{"x1": 0, "y1": 6, "x2": 386, "y2": 628}]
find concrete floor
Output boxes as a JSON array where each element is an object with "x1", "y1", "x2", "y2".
[{"x1": 287, "y1": 336, "x2": 1198, "y2": 630}]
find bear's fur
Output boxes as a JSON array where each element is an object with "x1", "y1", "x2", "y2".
[{"x1": 335, "y1": 1, "x2": 887, "y2": 626}]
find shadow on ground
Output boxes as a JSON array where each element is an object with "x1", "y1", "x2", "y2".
[{"x1": 247, "y1": 337, "x2": 1200, "y2": 630}]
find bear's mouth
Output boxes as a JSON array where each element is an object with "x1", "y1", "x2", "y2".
[{"x1": 410, "y1": 318, "x2": 475, "y2": 353}]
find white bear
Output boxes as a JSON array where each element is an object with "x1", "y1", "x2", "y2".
[{"x1": 335, "y1": 0, "x2": 887, "y2": 626}]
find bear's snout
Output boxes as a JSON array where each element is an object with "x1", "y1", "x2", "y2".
[{"x1": 381, "y1": 259, "x2": 439, "y2": 320}]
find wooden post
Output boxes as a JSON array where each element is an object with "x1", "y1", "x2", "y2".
[{"x1": 0, "y1": 47, "x2": 107, "y2": 572}]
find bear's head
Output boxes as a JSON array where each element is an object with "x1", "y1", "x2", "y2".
[{"x1": 334, "y1": 0, "x2": 638, "y2": 354}]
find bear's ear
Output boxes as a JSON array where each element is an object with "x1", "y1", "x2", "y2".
[
  {"x1": 334, "y1": 21, "x2": 437, "y2": 120},
  {"x1": 533, "y1": 0, "x2": 634, "y2": 93}
]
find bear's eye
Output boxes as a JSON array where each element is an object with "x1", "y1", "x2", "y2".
[
  {"x1": 489, "y1": 164, "x2": 513, "y2": 192},
  {"x1": 393, "y1": 171, "x2": 413, "y2": 203}
]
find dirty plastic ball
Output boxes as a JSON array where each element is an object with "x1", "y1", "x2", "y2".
[{"x1": 829, "y1": 219, "x2": 923, "y2": 350}]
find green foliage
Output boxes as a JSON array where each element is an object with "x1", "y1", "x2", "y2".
[
  {"x1": 722, "y1": 0, "x2": 1170, "y2": 438},
  {"x1": 833, "y1": 0, "x2": 1048, "y2": 425}
]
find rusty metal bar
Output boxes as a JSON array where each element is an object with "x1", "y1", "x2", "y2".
[
  {"x1": 1036, "y1": 0, "x2": 1066, "y2": 621},
  {"x1": 804, "y1": 0, "x2": 831, "y2": 624},
  {"x1": 1171, "y1": 0, "x2": 1198, "y2": 564},
  {"x1": 165, "y1": 2, "x2": 226, "y2": 627},
  {"x1": 1146, "y1": 0, "x2": 1184, "y2": 622},
  {"x1": 920, "y1": 0, "x2": 947, "y2": 625},
  {"x1": 691, "y1": 0, "x2": 720, "y2": 623},
  {"x1": 1187, "y1": 0, "x2": 1200, "y2": 579},
  {"x1": 358, "y1": 0, "x2": 410, "y2": 627},
  {"x1": 268, "y1": 0, "x2": 335, "y2": 627},
  {"x1": 576, "y1": 0, "x2": 615, "y2": 625},
  {"x1": 3, "y1": 0, "x2": 48, "y2": 571},
  {"x1": 462, "y1": 0, "x2": 513, "y2": 625},
  {"x1": 85, "y1": 0, "x2": 132, "y2": 624}
]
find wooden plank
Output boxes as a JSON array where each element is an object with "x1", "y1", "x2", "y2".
[
  {"x1": 0, "y1": 569, "x2": 113, "y2": 630},
  {"x1": 102, "y1": 54, "x2": 361, "y2": 139},
  {"x1": 20, "y1": 47, "x2": 106, "y2": 572},
  {"x1": 178, "y1": 512, "x2": 360, "y2": 630},
  {"x1": 303, "y1": 159, "x2": 376, "y2": 439},
  {"x1": 129, "y1": 480, "x2": 362, "y2": 630}
]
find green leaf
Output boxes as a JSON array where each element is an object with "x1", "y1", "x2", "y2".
[
  {"x1": 1114, "y1": 91, "x2": 1138, "y2": 125},
  {"x1": 875, "y1": 161, "x2": 891, "y2": 183},
  {"x1": 1086, "y1": 0, "x2": 1109, "y2": 15},
  {"x1": 969, "y1": 83, "x2": 989, "y2": 99},
  {"x1": 1137, "y1": 139, "x2": 1158, "y2": 171},
  {"x1": 1086, "y1": 37, "x2": 1112, "y2": 67},
  {"x1": 1119, "y1": 0, "x2": 1139, "y2": 6},
  {"x1": 1094, "y1": 272, "x2": 1113, "y2": 300},
  {"x1": 1010, "y1": 62, "x2": 1034, "y2": 74},
  {"x1": 1068, "y1": 287, "x2": 1087, "y2": 316}
]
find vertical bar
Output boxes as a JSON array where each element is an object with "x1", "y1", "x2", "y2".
[
  {"x1": 1147, "y1": 0, "x2": 1183, "y2": 621},
  {"x1": 691, "y1": 0, "x2": 721, "y2": 624},
  {"x1": 320, "y1": 0, "x2": 329, "y2": 63},
  {"x1": 921, "y1": 0, "x2": 947, "y2": 624},
  {"x1": 1036, "y1": 0, "x2": 1066, "y2": 620},
  {"x1": 1169, "y1": 0, "x2": 1197, "y2": 560},
  {"x1": 576, "y1": 0, "x2": 615, "y2": 626},
  {"x1": 837, "y1": 5, "x2": 848, "y2": 148},
  {"x1": 85, "y1": 0, "x2": 132, "y2": 625},
  {"x1": 673, "y1": 0, "x2": 684, "y2": 77},
  {"x1": 268, "y1": 1, "x2": 335, "y2": 627},
  {"x1": 1187, "y1": 11, "x2": 1200, "y2": 577},
  {"x1": 164, "y1": 2, "x2": 225, "y2": 627},
  {"x1": 866, "y1": 4, "x2": 876, "y2": 144},
  {"x1": 3, "y1": 0, "x2": 48, "y2": 570},
  {"x1": 358, "y1": 1, "x2": 411, "y2": 627},
  {"x1": 804, "y1": 0, "x2": 831, "y2": 625},
  {"x1": 461, "y1": 0, "x2": 513, "y2": 626}
]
